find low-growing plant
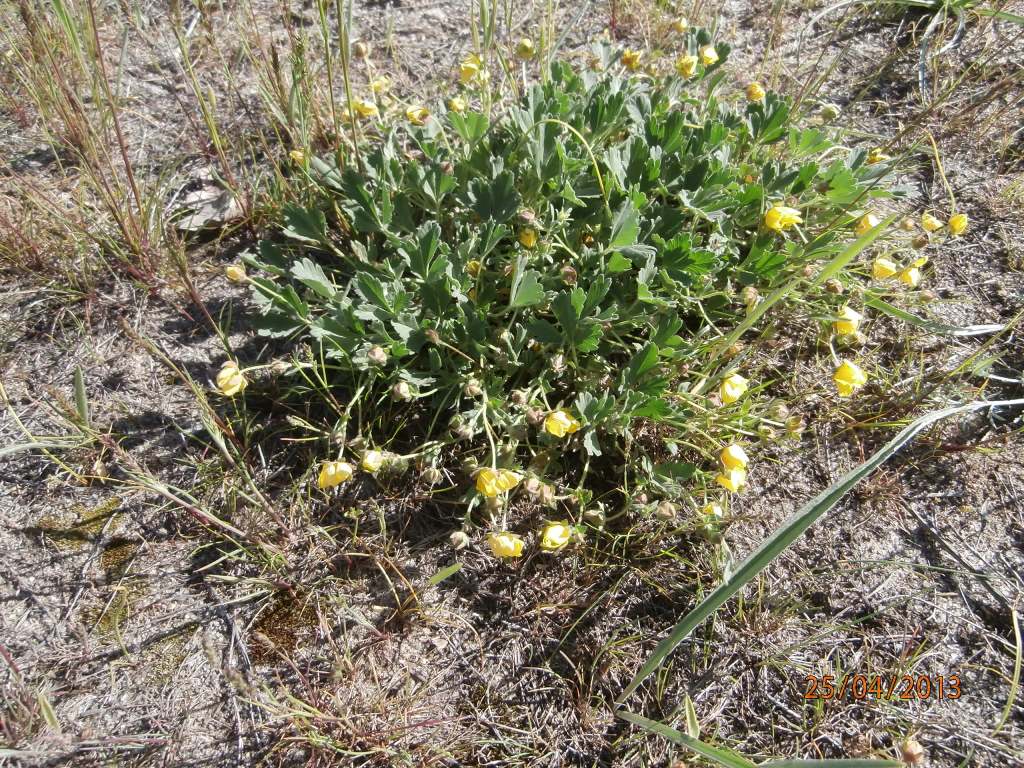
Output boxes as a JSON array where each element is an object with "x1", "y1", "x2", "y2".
[{"x1": 220, "y1": 33, "x2": 962, "y2": 554}]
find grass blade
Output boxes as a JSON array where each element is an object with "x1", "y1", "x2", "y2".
[
  {"x1": 617, "y1": 397, "x2": 1024, "y2": 704},
  {"x1": 762, "y1": 761, "x2": 902, "y2": 767},
  {"x1": 864, "y1": 295, "x2": 1003, "y2": 336},
  {"x1": 73, "y1": 365, "x2": 90, "y2": 427},
  {"x1": 617, "y1": 711, "x2": 756, "y2": 768}
]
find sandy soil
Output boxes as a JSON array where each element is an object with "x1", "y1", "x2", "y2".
[{"x1": 2, "y1": 0, "x2": 1023, "y2": 766}]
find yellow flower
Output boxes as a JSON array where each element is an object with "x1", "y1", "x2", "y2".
[
  {"x1": 621, "y1": 49, "x2": 642, "y2": 70},
  {"x1": 833, "y1": 305, "x2": 863, "y2": 335},
  {"x1": 460, "y1": 53, "x2": 482, "y2": 83},
  {"x1": 289, "y1": 149, "x2": 306, "y2": 164},
  {"x1": 745, "y1": 82, "x2": 765, "y2": 102},
  {"x1": 720, "y1": 373, "x2": 749, "y2": 404},
  {"x1": 948, "y1": 213, "x2": 968, "y2": 236},
  {"x1": 675, "y1": 54, "x2": 698, "y2": 78},
  {"x1": 352, "y1": 99, "x2": 378, "y2": 118},
  {"x1": 699, "y1": 45, "x2": 719, "y2": 66},
  {"x1": 516, "y1": 38, "x2": 536, "y2": 60},
  {"x1": 720, "y1": 444, "x2": 749, "y2": 470},
  {"x1": 215, "y1": 361, "x2": 247, "y2": 397},
  {"x1": 487, "y1": 531, "x2": 524, "y2": 558},
  {"x1": 466, "y1": 259, "x2": 481, "y2": 278},
  {"x1": 833, "y1": 360, "x2": 868, "y2": 397},
  {"x1": 764, "y1": 204, "x2": 803, "y2": 232},
  {"x1": 716, "y1": 467, "x2": 747, "y2": 493},
  {"x1": 867, "y1": 147, "x2": 890, "y2": 165},
  {"x1": 476, "y1": 468, "x2": 523, "y2": 497},
  {"x1": 872, "y1": 256, "x2": 898, "y2": 279},
  {"x1": 921, "y1": 212, "x2": 943, "y2": 232},
  {"x1": 898, "y1": 265, "x2": 921, "y2": 288},
  {"x1": 318, "y1": 461, "x2": 353, "y2": 489},
  {"x1": 703, "y1": 502, "x2": 724, "y2": 519},
  {"x1": 671, "y1": 17, "x2": 689, "y2": 33},
  {"x1": 448, "y1": 96, "x2": 467, "y2": 112},
  {"x1": 225, "y1": 264, "x2": 247, "y2": 282},
  {"x1": 855, "y1": 213, "x2": 880, "y2": 236},
  {"x1": 361, "y1": 450, "x2": 385, "y2": 473},
  {"x1": 370, "y1": 76, "x2": 391, "y2": 94},
  {"x1": 539, "y1": 522, "x2": 572, "y2": 551},
  {"x1": 519, "y1": 227, "x2": 538, "y2": 249},
  {"x1": 544, "y1": 409, "x2": 581, "y2": 438},
  {"x1": 405, "y1": 106, "x2": 430, "y2": 125}
]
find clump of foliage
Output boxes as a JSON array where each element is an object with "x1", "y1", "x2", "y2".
[{"x1": 230, "y1": 36, "x2": 907, "y2": 545}]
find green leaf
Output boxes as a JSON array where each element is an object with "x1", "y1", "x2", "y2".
[
  {"x1": 355, "y1": 272, "x2": 391, "y2": 313},
  {"x1": 291, "y1": 258, "x2": 336, "y2": 299},
  {"x1": 607, "y1": 252, "x2": 632, "y2": 273},
  {"x1": 609, "y1": 198, "x2": 639, "y2": 249},
  {"x1": 625, "y1": 343, "x2": 659, "y2": 384},
  {"x1": 282, "y1": 203, "x2": 327, "y2": 244},
  {"x1": 509, "y1": 269, "x2": 545, "y2": 308},
  {"x1": 617, "y1": 396, "x2": 1024, "y2": 704},
  {"x1": 467, "y1": 171, "x2": 521, "y2": 223}
]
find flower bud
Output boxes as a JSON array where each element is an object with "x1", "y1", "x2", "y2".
[
  {"x1": 726, "y1": 342, "x2": 745, "y2": 357},
  {"x1": 526, "y1": 408, "x2": 545, "y2": 427},
  {"x1": 911, "y1": 234, "x2": 930, "y2": 250},
  {"x1": 353, "y1": 40, "x2": 370, "y2": 59},
  {"x1": 802, "y1": 264, "x2": 816, "y2": 278},
  {"x1": 900, "y1": 216, "x2": 916, "y2": 231},
  {"x1": 768, "y1": 401, "x2": 790, "y2": 421},
  {"x1": 422, "y1": 466, "x2": 443, "y2": 485},
  {"x1": 819, "y1": 103, "x2": 841, "y2": 121},
  {"x1": 425, "y1": 329, "x2": 440, "y2": 344},
  {"x1": 583, "y1": 508, "x2": 606, "y2": 528},
  {"x1": 225, "y1": 263, "x2": 247, "y2": 282},
  {"x1": 461, "y1": 455, "x2": 479, "y2": 473},
  {"x1": 824, "y1": 278, "x2": 844, "y2": 294},
  {"x1": 655, "y1": 501, "x2": 677, "y2": 520},
  {"x1": 785, "y1": 415, "x2": 805, "y2": 435},
  {"x1": 560, "y1": 264, "x2": 577, "y2": 285},
  {"x1": 920, "y1": 289, "x2": 937, "y2": 302},
  {"x1": 367, "y1": 346, "x2": 388, "y2": 366},
  {"x1": 391, "y1": 381, "x2": 412, "y2": 401},
  {"x1": 758, "y1": 425, "x2": 777, "y2": 440},
  {"x1": 511, "y1": 390, "x2": 528, "y2": 406},
  {"x1": 515, "y1": 38, "x2": 535, "y2": 60},
  {"x1": 518, "y1": 209, "x2": 537, "y2": 225},
  {"x1": 450, "y1": 530, "x2": 471, "y2": 550},
  {"x1": 901, "y1": 738, "x2": 925, "y2": 765},
  {"x1": 269, "y1": 359, "x2": 291, "y2": 375},
  {"x1": 463, "y1": 379, "x2": 483, "y2": 397}
]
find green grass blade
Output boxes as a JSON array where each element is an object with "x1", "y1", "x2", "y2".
[
  {"x1": 0, "y1": 441, "x2": 80, "y2": 459},
  {"x1": 616, "y1": 396, "x2": 1024, "y2": 704},
  {"x1": 762, "y1": 761, "x2": 901, "y2": 767},
  {"x1": 617, "y1": 711, "x2": 757, "y2": 768},
  {"x1": 864, "y1": 295, "x2": 1003, "y2": 336},
  {"x1": 73, "y1": 365, "x2": 90, "y2": 427},
  {"x1": 428, "y1": 562, "x2": 463, "y2": 586}
]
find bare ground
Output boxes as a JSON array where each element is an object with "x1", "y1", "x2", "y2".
[{"x1": 2, "y1": 0, "x2": 1024, "y2": 766}]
